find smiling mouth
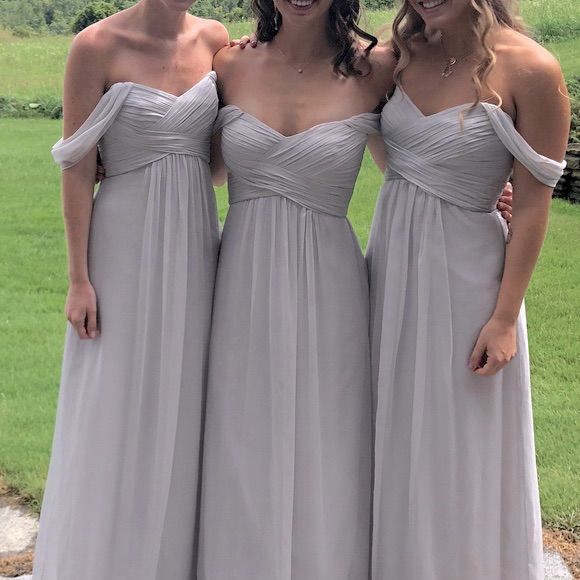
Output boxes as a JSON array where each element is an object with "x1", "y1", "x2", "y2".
[
  {"x1": 287, "y1": 0, "x2": 316, "y2": 9},
  {"x1": 419, "y1": 0, "x2": 447, "y2": 9}
]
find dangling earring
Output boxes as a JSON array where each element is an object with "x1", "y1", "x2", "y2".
[{"x1": 274, "y1": 6, "x2": 280, "y2": 31}]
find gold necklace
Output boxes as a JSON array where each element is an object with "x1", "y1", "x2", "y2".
[
  {"x1": 272, "y1": 43, "x2": 311, "y2": 74},
  {"x1": 440, "y1": 38, "x2": 474, "y2": 78}
]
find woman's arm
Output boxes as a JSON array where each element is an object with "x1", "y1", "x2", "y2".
[
  {"x1": 61, "y1": 27, "x2": 110, "y2": 339},
  {"x1": 470, "y1": 49, "x2": 570, "y2": 375}
]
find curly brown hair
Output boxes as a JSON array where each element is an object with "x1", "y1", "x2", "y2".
[
  {"x1": 391, "y1": 0, "x2": 527, "y2": 108},
  {"x1": 252, "y1": 0, "x2": 378, "y2": 77}
]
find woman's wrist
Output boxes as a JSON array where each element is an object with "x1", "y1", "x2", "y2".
[
  {"x1": 69, "y1": 275, "x2": 91, "y2": 286},
  {"x1": 490, "y1": 309, "x2": 518, "y2": 326}
]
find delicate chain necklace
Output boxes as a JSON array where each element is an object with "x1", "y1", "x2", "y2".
[
  {"x1": 272, "y1": 43, "x2": 312, "y2": 74},
  {"x1": 440, "y1": 37, "x2": 474, "y2": 78}
]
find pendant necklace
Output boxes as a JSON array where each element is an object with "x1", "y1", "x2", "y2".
[
  {"x1": 273, "y1": 43, "x2": 311, "y2": 74},
  {"x1": 440, "y1": 37, "x2": 474, "y2": 78}
]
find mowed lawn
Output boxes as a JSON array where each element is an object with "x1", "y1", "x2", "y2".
[
  {"x1": 0, "y1": 0, "x2": 579, "y2": 100},
  {"x1": 0, "y1": 118, "x2": 579, "y2": 530}
]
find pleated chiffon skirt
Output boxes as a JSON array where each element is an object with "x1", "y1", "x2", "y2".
[{"x1": 199, "y1": 197, "x2": 373, "y2": 580}]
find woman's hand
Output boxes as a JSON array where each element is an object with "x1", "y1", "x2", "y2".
[
  {"x1": 230, "y1": 34, "x2": 258, "y2": 49},
  {"x1": 497, "y1": 181, "x2": 513, "y2": 223},
  {"x1": 469, "y1": 317, "x2": 517, "y2": 376},
  {"x1": 66, "y1": 280, "x2": 100, "y2": 340}
]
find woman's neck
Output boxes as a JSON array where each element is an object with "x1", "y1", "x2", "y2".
[
  {"x1": 270, "y1": 20, "x2": 335, "y2": 63},
  {"x1": 437, "y1": 26, "x2": 476, "y2": 58},
  {"x1": 135, "y1": 0, "x2": 189, "y2": 39}
]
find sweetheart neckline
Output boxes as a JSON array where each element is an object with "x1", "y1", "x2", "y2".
[
  {"x1": 220, "y1": 105, "x2": 379, "y2": 139},
  {"x1": 106, "y1": 71, "x2": 216, "y2": 99},
  {"x1": 392, "y1": 85, "x2": 515, "y2": 122}
]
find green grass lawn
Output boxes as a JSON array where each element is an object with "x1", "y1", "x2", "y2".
[
  {"x1": 0, "y1": 118, "x2": 579, "y2": 530},
  {"x1": 0, "y1": 0, "x2": 578, "y2": 101}
]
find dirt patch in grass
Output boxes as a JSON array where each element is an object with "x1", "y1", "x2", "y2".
[
  {"x1": 0, "y1": 550, "x2": 33, "y2": 577},
  {"x1": 544, "y1": 529, "x2": 580, "y2": 579},
  {"x1": 0, "y1": 532, "x2": 577, "y2": 579}
]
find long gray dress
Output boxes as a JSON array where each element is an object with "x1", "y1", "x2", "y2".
[
  {"x1": 33, "y1": 72, "x2": 220, "y2": 580},
  {"x1": 367, "y1": 87, "x2": 566, "y2": 580},
  {"x1": 198, "y1": 106, "x2": 380, "y2": 580}
]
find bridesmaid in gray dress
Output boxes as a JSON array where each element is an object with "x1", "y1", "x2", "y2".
[
  {"x1": 197, "y1": 2, "x2": 392, "y2": 579},
  {"x1": 367, "y1": 1, "x2": 570, "y2": 578},
  {"x1": 33, "y1": 3, "x2": 227, "y2": 579}
]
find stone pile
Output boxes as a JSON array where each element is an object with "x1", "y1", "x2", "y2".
[{"x1": 554, "y1": 144, "x2": 580, "y2": 202}]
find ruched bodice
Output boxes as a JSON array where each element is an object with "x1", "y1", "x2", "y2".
[
  {"x1": 382, "y1": 87, "x2": 565, "y2": 212},
  {"x1": 53, "y1": 72, "x2": 218, "y2": 176},
  {"x1": 216, "y1": 106, "x2": 380, "y2": 217}
]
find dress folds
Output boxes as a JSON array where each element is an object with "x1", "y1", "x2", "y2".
[
  {"x1": 367, "y1": 87, "x2": 566, "y2": 580},
  {"x1": 198, "y1": 107, "x2": 380, "y2": 580},
  {"x1": 33, "y1": 73, "x2": 220, "y2": 580}
]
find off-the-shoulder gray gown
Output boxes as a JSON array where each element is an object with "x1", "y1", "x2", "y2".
[
  {"x1": 367, "y1": 87, "x2": 566, "y2": 580},
  {"x1": 198, "y1": 106, "x2": 380, "y2": 580},
  {"x1": 33, "y1": 72, "x2": 220, "y2": 580}
]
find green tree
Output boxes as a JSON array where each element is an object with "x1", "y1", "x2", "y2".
[{"x1": 71, "y1": 0, "x2": 118, "y2": 33}]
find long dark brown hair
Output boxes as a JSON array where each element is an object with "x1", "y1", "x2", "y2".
[{"x1": 252, "y1": 0, "x2": 378, "y2": 77}]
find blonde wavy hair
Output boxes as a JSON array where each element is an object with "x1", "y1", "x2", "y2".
[{"x1": 392, "y1": 0, "x2": 527, "y2": 109}]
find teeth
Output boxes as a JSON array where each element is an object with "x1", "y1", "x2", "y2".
[
  {"x1": 422, "y1": 0, "x2": 445, "y2": 7},
  {"x1": 290, "y1": 0, "x2": 314, "y2": 6}
]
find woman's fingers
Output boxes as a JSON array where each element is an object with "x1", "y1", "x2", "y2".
[
  {"x1": 231, "y1": 34, "x2": 258, "y2": 49},
  {"x1": 235, "y1": 35, "x2": 251, "y2": 48},
  {"x1": 70, "y1": 312, "x2": 89, "y2": 340},
  {"x1": 497, "y1": 195, "x2": 513, "y2": 222},
  {"x1": 474, "y1": 355, "x2": 509, "y2": 376},
  {"x1": 67, "y1": 305, "x2": 99, "y2": 340},
  {"x1": 65, "y1": 282, "x2": 99, "y2": 340},
  {"x1": 86, "y1": 307, "x2": 99, "y2": 339},
  {"x1": 469, "y1": 338, "x2": 487, "y2": 371}
]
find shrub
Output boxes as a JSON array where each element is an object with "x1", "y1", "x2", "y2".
[
  {"x1": 11, "y1": 25, "x2": 36, "y2": 38},
  {"x1": 365, "y1": 0, "x2": 395, "y2": 9},
  {"x1": 0, "y1": 94, "x2": 62, "y2": 119},
  {"x1": 190, "y1": 0, "x2": 251, "y2": 21},
  {"x1": 71, "y1": 1, "x2": 118, "y2": 33}
]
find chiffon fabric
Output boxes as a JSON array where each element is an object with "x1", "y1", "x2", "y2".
[
  {"x1": 198, "y1": 106, "x2": 380, "y2": 580},
  {"x1": 367, "y1": 87, "x2": 566, "y2": 580},
  {"x1": 33, "y1": 72, "x2": 220, "y2": 580}
]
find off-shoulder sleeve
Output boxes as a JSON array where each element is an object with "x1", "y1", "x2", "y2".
[
  {"x1": 52, "y1": 82, "x2": 133, "y2": 169},
  {"x1": 482, "y1": 103, "x2": 566, "y2": 187}
]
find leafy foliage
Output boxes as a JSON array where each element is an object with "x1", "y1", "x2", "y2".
[
  {"x1": 71, "y1": 1, "x2": 118, "y2": 33},
  {"x1": 190, "y1": 0, "x2": 250, "y2": 21},
  {"x1": 0, "y1": 0, "x2": 397, "y2": 33}
]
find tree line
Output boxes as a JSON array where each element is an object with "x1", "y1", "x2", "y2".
[{"x1": 0, "y1": 0, "x2": 395, "y2": 35}]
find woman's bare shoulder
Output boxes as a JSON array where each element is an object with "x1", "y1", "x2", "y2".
[
  {"x1": 68, "y1": 9, "x2": 134, "y2": 62},
  {"x1": 213, "y1": 40, "x2": 267, "y2": 77},
  {"x1": 366, "y1": 41, "x2": 397, "y2": 97},
  {"x1": 194, "y1": 16, "x2": 230, "y2": 54},
  {"x1": 495, "y1": 28, "x2": 563, "y2": 87}
]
